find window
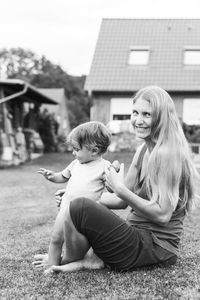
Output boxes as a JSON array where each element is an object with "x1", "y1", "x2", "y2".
[
  {"x1": 183, "y1": 99, "x2": 200, "y2": 125},
  {"x1": 128, "y1": 49, "x2": 149, "y2": 65},
  {"x1": 113, "y1": 114, "x2": 130, "y2": 120},
  {"x1": 184, "y1": 49, "x2": 200, "y2": 65},
  {"x1": 110, "y1": 98, "x2": 132, "y2": 120}
]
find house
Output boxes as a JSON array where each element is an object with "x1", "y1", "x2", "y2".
[
  {"x1": 0, "y1": 79, "x2": 57, "y2": 166},
  {"x1": 85, "y1": 19, "x2": 200, "y2": 126},
  {"x1": 38, "y1": 88, "x2": 70, "y2": 136}
]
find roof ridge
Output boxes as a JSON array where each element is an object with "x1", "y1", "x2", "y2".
[
  {"x1": 39, "y1": 88, "x2": 64, "y2": 91},
  {"x1": 102, "y1": 18, "x2": 200, "y2": 21}
]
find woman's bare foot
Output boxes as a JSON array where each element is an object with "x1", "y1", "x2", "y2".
[{"x1": 50, "y1": 250, "x2": 104, "y2": 273}]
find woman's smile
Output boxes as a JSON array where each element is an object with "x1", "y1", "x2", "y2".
[
  {"x1": 135, "y1": 126, "x2": 149, "y2": 131},
  {"x1": 131, "y1": 98, "x2": 153, "y2": 140},
  {"x1": 134, "y1": 126, "x2": 151, "y2": 138}
]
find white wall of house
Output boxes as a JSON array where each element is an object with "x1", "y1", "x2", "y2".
[
  {"x1": 90, "y1": 97, "x2": 110, "y2": 124},
  {"x1": 183, "y1": 98, "x2": 200, "y2": 125},
  {"x1": 110, "y1": 98, "x2": 132, "y2": 120},
  {"x1": 172, "y1": 95, "x2": 183, "y2": 121},
  {"x1": 91, "y1": 95, "x2": 186, "y2": 125}
]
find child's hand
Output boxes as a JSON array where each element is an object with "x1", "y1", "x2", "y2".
[
  {"x1": 32, "y1": 254, "x2": 49, "y2": 268},
  {"x1": 32, "y1": 254, "x2": 55, "y2": 275},
  {"x1": 37, "y1": 168, "x2": 54, "y2": 180},
  {"x1": 111, "y1": 160, "x2": 120, "y2": 172},
  {"x1": 55, "y1": 189, "x2": 66, "y2": 207}
]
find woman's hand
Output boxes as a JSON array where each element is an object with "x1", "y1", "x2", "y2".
[
  {"x1": 105, "y1": 163, "x2": 125, "y2": 195},
  {"x1": 105, "y1": 160, "x2": 120, "y2": 193},
  {"x1": 55, "y1": 189, "x2": 66, "y2": 207}
]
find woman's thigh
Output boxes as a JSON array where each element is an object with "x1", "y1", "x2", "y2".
[{"x1": 70, "y1": 198, "x2": 176, "y2": 271}]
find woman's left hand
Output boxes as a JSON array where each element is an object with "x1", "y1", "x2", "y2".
[{"x1": 105, "y1": 163, "x2": 125, "y2": 195}]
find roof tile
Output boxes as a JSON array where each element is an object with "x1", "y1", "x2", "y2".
[{"x1": 85, "y1": 19, "x2": 200, "y2": 92}]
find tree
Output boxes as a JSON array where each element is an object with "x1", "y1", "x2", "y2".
[
  {"x1": 0, "y1": 47, "x2": 90, "y2": 128},
  {"x1": 0, "y1": 48, "x2": 46, "y2": 81}
]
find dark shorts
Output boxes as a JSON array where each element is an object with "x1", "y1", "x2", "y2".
[{"x1": 70, "y1": 198, "x2": 177, "y2": 272}]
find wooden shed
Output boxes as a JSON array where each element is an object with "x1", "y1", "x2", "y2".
[
  {"x1": 38, "y1": 88, "x2": 71, "y2": 137},
  {"x1": 0, "y1": 79, "x2": 57, "y2": 167}
]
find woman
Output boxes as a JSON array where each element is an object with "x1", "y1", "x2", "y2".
[{"x1": 33, "y1": 86, "x2": 199, "y2": 273}]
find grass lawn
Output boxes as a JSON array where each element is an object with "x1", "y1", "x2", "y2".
[{"x1": 0, "y1": 151, "x2": 200, "y2": 299}]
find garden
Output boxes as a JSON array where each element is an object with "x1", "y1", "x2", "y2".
[{"x1": 0, "y1": 151, "x2": 200, "y2": 299}]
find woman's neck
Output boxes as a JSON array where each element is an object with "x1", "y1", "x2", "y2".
[{"x1": 145, "y1": 139, "x2": 155, "y2": 153}]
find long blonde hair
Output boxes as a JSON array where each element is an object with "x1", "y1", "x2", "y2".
[{"x1": 133, "y1": 86, "x2": 198, "y2": 211}]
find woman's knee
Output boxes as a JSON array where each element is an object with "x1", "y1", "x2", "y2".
[
  {"x1": 70, "y1": 197, "x2": 90, "y2": 217},
  {"x1": 69, "y1": 197, "x2": 92, "y2": 232}
]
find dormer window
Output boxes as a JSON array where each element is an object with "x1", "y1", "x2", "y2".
[
  {"x1": 128, "y1": 48, "x2": 149, "y2": 65},
  {"x1": 184, "y1": 48, "x2": 200, "y2": 65}
]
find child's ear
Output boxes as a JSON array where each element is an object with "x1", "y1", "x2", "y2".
[{"x1": 91, "y1": 147, "x2": 99, "y2": 156}]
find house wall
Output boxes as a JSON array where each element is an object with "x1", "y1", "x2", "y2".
[
  {"x1": 171, "y1": 93, "x2": 200, "y2": 123},
  {"x1": 90, "y1": 94, "x2": 185, "y2": 124},
  {"x1": 57, "y1": 96, "x2": 71, "y2": 136},
  {"x1": 91, "y1": 96, "x2": 111, "y2": 124},
  {"x1": 171, "y1": 95, "x2": 183, "y2": 121}
]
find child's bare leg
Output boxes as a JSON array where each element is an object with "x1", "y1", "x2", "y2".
[
  {"x1": 59, "y1": 202, "x2": 90, "y2": 263},
  {"x1": 33, "y1": 201, "x2": 89, "y2": 264},
  {"x1": 33, "y1": 200, "x2": 104, "y2": 273}
]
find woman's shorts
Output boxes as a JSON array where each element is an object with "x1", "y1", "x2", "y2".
[{"x1": 70, "y1": 198, "x2": 177, "y2": 272}]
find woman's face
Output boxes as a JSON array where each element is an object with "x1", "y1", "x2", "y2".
[{"x1": 131, "y1": 97, "x2": 153, "y2": 140}]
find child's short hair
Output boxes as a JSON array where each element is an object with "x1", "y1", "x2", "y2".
[{"x1": 67, "y1": 121, "x2": 111, "y2": 155}]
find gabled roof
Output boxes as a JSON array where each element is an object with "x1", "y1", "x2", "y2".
[
  {"x1": 0, "y1": 79, "x2": 58, "y2": 104},
  {"x1": 38, "y1": 88, "x2": 66, "y2": 104},
  {"x1": 85, "y1": 19, "x2": 200, "y2": 93},
  {"x1": 38, "y1": 88, "x2": 67, "y2": 114}
]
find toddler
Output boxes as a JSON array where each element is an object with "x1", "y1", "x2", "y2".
[
  {"x1": 37, "y1": 121, "x2": 120, "y2": 272},
  {"x1": 38, "y1": 121, "x2": 120, "y2": 206}
]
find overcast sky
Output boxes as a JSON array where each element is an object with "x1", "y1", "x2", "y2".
[{"x1": 1, "y1": 0, "x2": 200, "y2": 76}]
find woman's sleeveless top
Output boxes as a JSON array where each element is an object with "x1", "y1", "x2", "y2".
[{"x1": 126, "y1": 144, "x2": 186, "y2": 256}]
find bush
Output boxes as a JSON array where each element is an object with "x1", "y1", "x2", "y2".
[{"x1": 182, "y1": 123, "x2": 200, "y2": 143}]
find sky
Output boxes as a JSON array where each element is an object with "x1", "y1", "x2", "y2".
[{"x1": 1, "y1": 0, "x2": 200, "y2": 76}]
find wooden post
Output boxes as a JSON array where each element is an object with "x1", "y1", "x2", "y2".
[{"x1": 0, "y1": 88, "x2": 5, "y2": 131}]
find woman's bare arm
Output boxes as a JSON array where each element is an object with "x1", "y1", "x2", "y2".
[
  {"x1": 105, "y1": 163, "x2": 175, "y2": 226},
  {"x1": 99, "y1": 145, "x2": 142, "y2": 210},
  {"x1": 99, "y1": 192, "x2": 127, "y2": 209}
]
